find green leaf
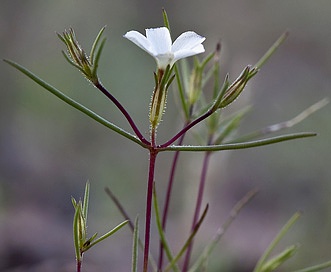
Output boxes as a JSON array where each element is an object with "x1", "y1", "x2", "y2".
[
  {"x1": 291, "y1": 260, "x2": 331, "y2": 272},
  {"x1": 132, "y1": 216, "x2": 139, "y2": 272},
  {"x1": 159, "y1": 132, "x2": 317, "y2": 152},
  {"x1": 85, "y1": 220, "x2": 129, "y2": 250},
  {"x1": 231, "y1": 99, "x2": 328, "y2": 144},
  {"x1": 105, "y1": 187, "x2": 158, "y2": 271},
  {"x1": 153, "y1": 185, "x2": 180, "y2": 272},
  {"x1": 261, "y1": 244, "x2": 299, "y2": 272},
  {"x1": 188, "y1": 189, "x2": 257, "y2": 272},
  {"x1": 212, "y1": 106, "x2": 251, "y2": 144},
  {"x1": 165, "y1": 204, "x2": 209, "y2": 272},
  {"x1": 90, "y1": 26, "x2": 106, "y2": 64},
  {"x1": 3, "y1": 59, "x2": 146, "y2": 148},
  {"x1": 253, "y1": 212, "x2": 301, "y2": 272},
  {"x1": 91, "y1": 38, "x2": 106, "y2": 81},
  {"x1": 82, "y1": 181, "x2": 90, "y2": 222},
  {"x1": 254, "y1": 31, "x2": 289, "y2": 70},
  {"x1": 174, "y1": 63, "x2": 190, "y2": 120}
]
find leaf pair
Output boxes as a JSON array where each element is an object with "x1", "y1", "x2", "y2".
[{"x1": 72, "y1": 182, "x2": 128, "y2": 265}]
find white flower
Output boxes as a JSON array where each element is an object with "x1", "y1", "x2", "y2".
[{"x1": 124, "y1": 27, "x2": 205, "y2": 69}]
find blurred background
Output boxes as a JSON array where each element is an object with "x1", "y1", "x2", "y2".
[{"x1": 1, "y1": 1, "x2": 330, "y2": 271}]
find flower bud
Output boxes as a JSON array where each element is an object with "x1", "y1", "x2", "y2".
[
  {"x1": 58, "y1": 27, "x2": 106, "y2": 84},
  {"x1": 149, "y1": 67, "x2": 175, "y2": 129},
  {"x1": 219, "y1": 66, "x2": 258, "y2": 108}
]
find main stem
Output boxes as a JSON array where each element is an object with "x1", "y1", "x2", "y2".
[
  {"x1": 76, "y1": 258, "x2": 82, "y2": 272},
  {"x1": 144, "y1": 128, "x2": 158, "y2": 272}
]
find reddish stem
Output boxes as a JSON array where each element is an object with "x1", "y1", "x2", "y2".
[
  {"x1": 143, "y1": 126, "x2": 158, "y2": 272},
  {"x1": 158, "y1": 109, "x2": 213, "y2": 148},
  {"x1": 157, "y1": 133, "x2": 185, "y2": 270},
  {"x1": 182, "y1": 137, "x2": 213, "y2": 272},
  {"x1": 76, "y1": 259, "x2": 82, "y2": 272},
  {"x1": 95, "y1": 81, "x2": 150, "y2": 145},
  {"x1": 143, "y1": 148, "x2": 157, "y2": 272}
]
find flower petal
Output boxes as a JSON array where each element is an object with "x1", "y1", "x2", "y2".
[
  {"x1": 155, "y1": 53, "x2": 174, "y2": 70},
  {"x1": 146, "y1": 27, "x2": 172, "y2": 56},
  {"x1": 124, "y1": 30, "x2": 154, "y2": 56},
  {"x1": 171, "y1": 31, "x2": 206, "y2": 53},
  {"x1": 173, "y1": 44, "x2": 205, "y2": 64}
]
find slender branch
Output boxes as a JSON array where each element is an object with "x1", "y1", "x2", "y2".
[
  {"x1": 105, "y1": 187, "x2": 135, "y2": 231},
  {"x1": 158, "y1": 123, "x2": 188, "y2": 270},
  {"x1": 164, "y1": 204, "x2": 209, "y2": 272},
  {"x1": 105, "y1": 187, "x2": 158, "y2": 271},
  {"x1": 95, "y1": 81, "x2": 150, "y2": 145},
  {"x1": 188, "y1": 189, "x2": 258, "y2": 272},
  {"x1": 159, "y1": 109, "x2": 213, "y2": 148},
  {"x1": 182, "y1": 137, "x2": 213, "y2": 272}
]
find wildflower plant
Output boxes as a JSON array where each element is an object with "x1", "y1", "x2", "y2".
[{"x1": 4, "y1": 9, "x2": 331, "y2": 272}]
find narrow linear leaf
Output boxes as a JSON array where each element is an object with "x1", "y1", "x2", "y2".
[
  {"x1": 253, "y1": 212, "x2": 301, "y2": 272},
  {"x1": 90, "y1": 26, "x2": 106, "y2": 62},
  {"x1": 174, "y1": 63, "x2": 190, "y2": 119},
  {"x1": 188, "y1": 189, "x2": 258, "y2": 272},
  {"x1": 153, "y1": 185, "x2": 180, "y2": 272},
  {"x1": 3, "y1": 60, "x2": 146, "y2": 148},
  {"x1": 261, "y1": 244, "x2": 299, "y2": 272},
  {"x1": 159, "y1": 132, "x2": 316, "y2": 152},
  {"x1": 254, "y1": 31, "x2": 289, "y2": 69},
  {"x1": 291, "y1": 260, "x2": 331, "y2": 272},
  {"x1": 104, "y1": 187, "x2": 158, "y2": 271},
  {"x1": 231, "y1": 99, "x2": 328, "y2": 143},
  {"x1": 165, "y1": 204, "x2": 209, "y2": 272},
  {"x1": 92, "y1": 38, "x2": 107, "y2": 78},
  {"x1": 213, "y1": 107, "x2": 250, "y2": 145},
  {"x1": 85, "y1": 220, "x2": 129, "y2": 251},
  {"x1": 132, "y1": 216, "x2": 139, "y2": 272},
  {"x1": 82, "y1": 181, "x2": 90, "y2": 222}
]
